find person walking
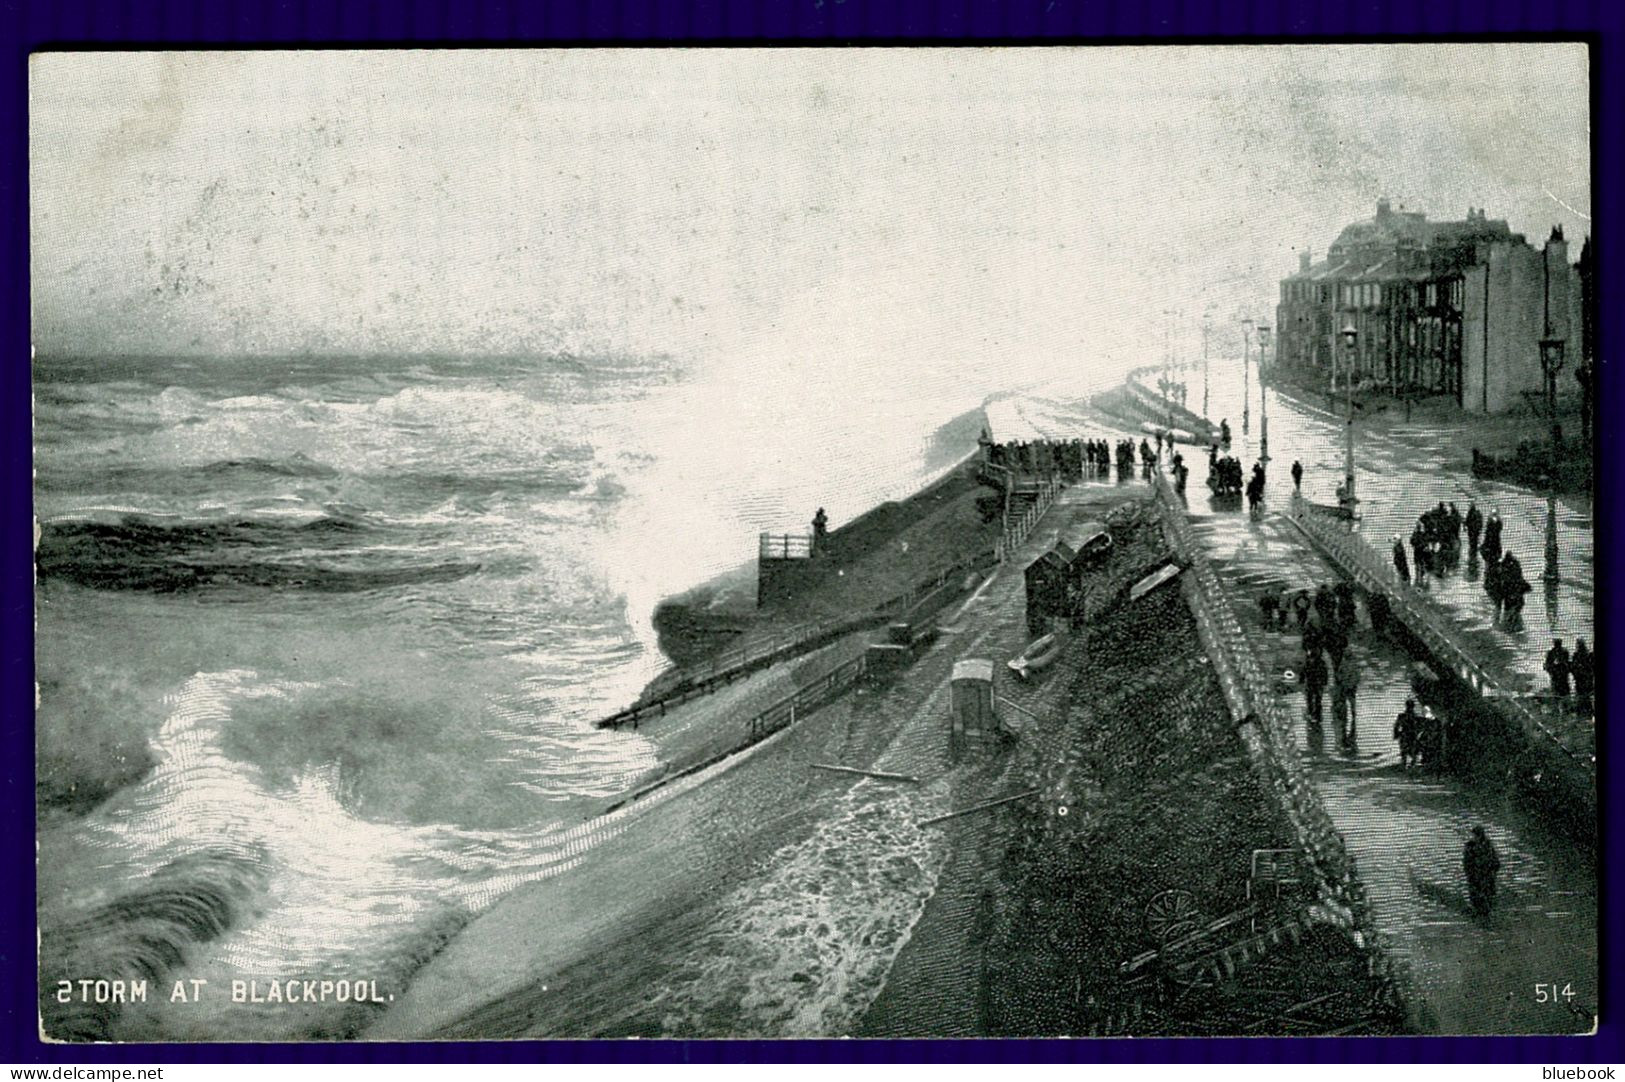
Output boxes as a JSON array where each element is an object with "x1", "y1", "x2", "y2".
[
  {"x1": 1484, "y1": 554, "x2": 1506, "y2": 619},
  {"x1": 811, "y1": 507, "x2": 829, "y2": 553},
  {"x1": 1465, "y1": 501, "x2": 1483, "y2": 555},
  {"x1": 1335, "y1": 651, "x2": 1361, "y2": 748},
  {"x1": 1394, "y1": 699, "x2": 1421, "y2": 770},
  {"x1": 1481, "y1": 510, "x2": 1503, "y2": 564},
  {"x1": 1572, "y1": 639, "x2": 1594, "y2": 709},
  {"x1": 1393, "y1": 536, "x2": 1411, "y2": 583},
  {"x1": 1314, "y1": 584, "x2": 1337, "y2": 626},
  {"x1": 1545, "y1": 639, "x2": 1573, "y2": 698},
  {"x1": 1259, "y1": 589, "x2": 1280, "y2": 630},
  {"x1": 1292, "y1": 589, "x2": 1312, "y2": 631},
  {"x1": 1502, "y1": 552, "x2": 1530, "y2": 618},
  {"x1": 1323, "y1": 621, "x2": 1349, "y2": 671},
  {"x1": 1410, "y1": 523, "x2": 1429, "y2": 583},
  {"x1": 1335, "y1": 581, "x2": 1358, "y2": 630},
  {"x1": 1303, "y1": 647, "x2": 1328, "y2": 725},
  {"x1": 1291, "y1": 459, "x2": 1304, "y2": 491},
  {"x1": 1420, "y1": 707, "x2": 1445, "y2": 771},
  {"x1": 1463, "y1": 826, "x2": 1501, "y2": 919}
]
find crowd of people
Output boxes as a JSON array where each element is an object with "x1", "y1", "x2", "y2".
[
  {"x1": 1389, "y1": 499, "x2": 1535, "y2": 625},
  {"x1": 1206, "y1": 446, "x2": 1245, "y2": 497},
  {"x1": 986, "y1": 435, "x2": 1180, "y2": 483},
  {"x1": 988, "y1": 437, "x2": 1113, "y2": 478},
  {"x1": 1259, "y1": 580, "x2": 1363, "y2": 749}
]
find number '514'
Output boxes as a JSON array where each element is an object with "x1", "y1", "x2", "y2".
[{"x1": 1535, "y1": 983, "x2": 1575, "y2": 1002}]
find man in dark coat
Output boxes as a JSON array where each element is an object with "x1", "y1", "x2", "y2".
[
  {"x1": 1464, "y1": 826, "x2": 1501, "y2": 919},
  {"x1": 1291, "y1": 459, "x2": 1304, "y2": 491},
  {"x1": 1426, "y1": 708, "x2": 1447, "y2": 769},
  {"x1": 1572, "y1": 639, "x2": 1594, "y2": 707},
  {"x1": 1465, "y1": 501, "x2": 1483, "y2": 554},
  {"x1": 1292, "y1": 590, "x2": 1312, "y2": 630},
  {"x1": 1367, "y1": 590, "x2": 1392, "y2": 633},
  {"x1": 1411, "y1": 523, "x2": 1429, "y2": 581},
  {"x1": 1481, "y1": 511, "x2": 1503, "y2": 563},
  {"x1": 1335, "y1": 581, "x2": 1358, "y2": 630},
  {"x1": 1302, "y1": 618, "x2": 1323, "y2": 660},
  {"x1": 1303, "y1": 647, "x2": 1328, "y2": 724},
  {"x1": 1501, "y1": 553, "x2": 1530, "y2": 617},
  {"x1": 1323, "y1": 622, "x2": 1349, "y2": 670},
  {"x1": 1545, "y1": 639, "x2": 1573, "y2": 697},
  {"x1": 1394, "y1": 699, "x2": 1422, "y2": 770},
  {"x1": 1393, "y1": 536, "x2": 1410, "y2": 583},
  {"x1": 1314, "y1": 584, "x2": 1337, "y2": 626}
]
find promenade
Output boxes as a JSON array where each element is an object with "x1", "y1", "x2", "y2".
[{"x1": 1004, "y1": 371, "x2": 1596, "y2": 1035}]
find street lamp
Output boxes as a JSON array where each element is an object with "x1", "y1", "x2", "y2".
[
  {"x1": 1240, "y1": 318, "x2": 1253, "y2": 434},
  {"x1": 1539, "y1": 336, "x2": 1566, "y2": 583},
  {"x1": 1338, "y1": 322, "x2": 1358, "y2": 512},
  {"x1": 1540, "y1": 337, "x2": 1566, "y2": 454},
  {"x1": 1257, "y1": 323, "x2": 1272, "y2": 464},
  {"x1": 1202, "y1": 319, "x2": 1212, "y2": 419}
]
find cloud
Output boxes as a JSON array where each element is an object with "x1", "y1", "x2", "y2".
[{"x1": 29, "y1": 45, "x2": 1591, "y2": 377}]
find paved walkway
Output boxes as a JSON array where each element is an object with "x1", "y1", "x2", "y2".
[{"x1": 1010, "y1": 384, "x2": 1596, "y2": 1035}]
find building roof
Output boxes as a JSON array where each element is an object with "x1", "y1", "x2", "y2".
[
  {"x1": 1288, "y1": 201, "x2": 1522, "y2": 283},
  {"x1": 952, "y1": 658, "x2": 995, "y2": 684},
  {"x1": 1058, "y1": 520, "x2": 1109, "y2": 553}
]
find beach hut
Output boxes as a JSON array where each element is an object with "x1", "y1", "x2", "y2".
[
  {"x1": 1023, "y1": 520, "x2": 1111, "y2": 634},
  {"x1": 950, "y1": 658, "x2": 1000, "y2": 758}
]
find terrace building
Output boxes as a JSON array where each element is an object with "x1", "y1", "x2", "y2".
[{"x1": 1275, "y1": 199, "x2": 1586, "y2": 414}]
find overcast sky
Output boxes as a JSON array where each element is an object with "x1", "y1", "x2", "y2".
[{"x1": 30, "y1": 45, "x2": 1591, "y2": 393}]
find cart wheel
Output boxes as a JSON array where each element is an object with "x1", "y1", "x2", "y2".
[{"x1": 1145, "y1": 889, "x2": 1200, "y2": 944}]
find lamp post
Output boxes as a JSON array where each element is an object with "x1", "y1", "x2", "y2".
[
  {"x1": 1162, "y1": 308, "x2": 1178, "y2": 431},
  {"x1": 1540, "y1": 336, "x2": 1566, "y2": 583},
  {"x1": 1240, "y1": 318, "x2": 1253, "y2": 434},
  {"x1": 1338, "y1": 322, "x2": 1358, "y2": 512},
  {"x1": 1202, "y1": 319, "x2": 1212, "y2": 419},
  {"x1": 1540, "y1": 337, "x2": 1566, "y2": 455},
  {"x1": 1257, "y1": 323, "x2": 1272, "y2": 464}
]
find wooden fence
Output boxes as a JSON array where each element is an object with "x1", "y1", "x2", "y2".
[
  {"x1": 759, "y1": 532, "x2": 814, "y2": 559},
  {"x1": 995, "y1": 475, "x2": 1062, "y2": 563},
  {"x1": 596, "y1": 547, "x2": 998, "y2": 731}
]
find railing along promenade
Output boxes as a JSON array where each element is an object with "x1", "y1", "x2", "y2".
[
  {"x1": 601, "y1": 465, "x2": 1068, "y2": 734},
  {"x1": 1284, "y1": 492, "x2": 1594, "y2": 781},
  {"x1": 995, "y1": 475, "x2": 1062, "y2": 563},
  {"x1": 596, "y1": 546, "x2": 1001, "y2": 731},
  {"x1": 1151, "y1": 471, "x2": 1416, "y2": 1023}
]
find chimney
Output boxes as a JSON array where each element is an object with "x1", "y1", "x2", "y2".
[
  {"x1": 1376, "y1": 197, "x2": 1392, "y2": 219},
  {"x1": 1299, "y1": 249, "x2": 1312, "y2": 273}
]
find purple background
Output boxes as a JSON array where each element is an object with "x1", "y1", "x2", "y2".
[{"x1": 2, "y1": 0, "x2": 1620, "y2": 1065}]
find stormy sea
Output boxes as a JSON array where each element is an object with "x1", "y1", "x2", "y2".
[{"x1": 33, "y1": 352, "x2": 992, "y2": 1042}]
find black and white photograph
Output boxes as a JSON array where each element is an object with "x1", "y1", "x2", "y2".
[{"x1": 29, "y1": 44, "x2": 1596, "y2": 1042}]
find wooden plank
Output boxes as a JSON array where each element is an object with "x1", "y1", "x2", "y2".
[
  {"x1": 809, "y1": 763, "x2": 922, "y2": 784},
  {"x1": 918, "y1": 788, "x2": 1040, "y2": 827}
]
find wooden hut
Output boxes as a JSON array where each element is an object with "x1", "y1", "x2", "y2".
[
  {"x1": 1023, "y1": 520, "x2": 1112, "y2": 634},
  {"x1": 950, "y1": 658, "x2": 1002, "y2": 758}
]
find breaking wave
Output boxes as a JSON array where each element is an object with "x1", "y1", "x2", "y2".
[
  {"x1": 36, "y1": 514, "x2": 486, "y2": 594},
  {"x1": 38, "y1": 846, "x2": 270, "y2": 1041}
]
